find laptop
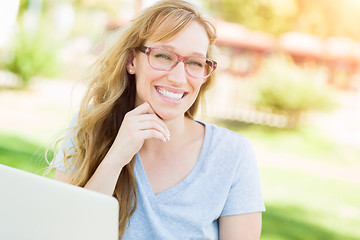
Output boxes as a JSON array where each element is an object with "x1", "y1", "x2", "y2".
[{"x1": 0, "y1": 164, "x2": 119, "y2": 240}]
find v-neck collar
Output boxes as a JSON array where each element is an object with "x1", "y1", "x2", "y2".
[{"x1": 134, "y1": 121, "x2": 210, "y2": 202}]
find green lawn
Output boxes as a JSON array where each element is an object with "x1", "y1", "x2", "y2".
[
  {"x1": 261, "y1": 167, "x2": 360, "y2": 240},
  {"x1": 1, "y1": 123, "x2": 359, "y2": 239},
  {"x1": 0, "y1": 132, "x2": 54, "y2": 177}
]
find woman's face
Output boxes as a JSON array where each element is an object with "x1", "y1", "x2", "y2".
[{"x1": 129, "y1": 21, "x2": 210, "y2": 121}]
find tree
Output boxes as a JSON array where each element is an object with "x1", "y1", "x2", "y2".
[
  {"x1": 203, "y1": 0, "x2": 296, "y2": 36},
  {"x1": 203, "y1": 0, "x2": 360, "y2": 41},
  {"x1": 293, "y1": 0, "x2": 360, "y2": 40}
]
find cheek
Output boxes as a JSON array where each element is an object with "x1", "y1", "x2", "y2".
[
  {"x1": 191, "y1": 79, "x2": 205, "y2": 94},
  {"x1": 136, "y1": 67, "x2": 167, "y2": 86},
  {"x1": 135, "y1": 68, "x2": 167, "y2": 95}
]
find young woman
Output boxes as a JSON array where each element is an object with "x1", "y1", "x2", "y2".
[{"x1": 52, "y1": 0, "x2": 265, "y2": 239}]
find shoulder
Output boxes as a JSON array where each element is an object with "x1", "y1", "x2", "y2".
[
  {"x1": 201, "y1": 121, "x2": 253, "y2": 154},
  {"x1": 196, "y1": 120, "x2": 256, "y2": 174}
]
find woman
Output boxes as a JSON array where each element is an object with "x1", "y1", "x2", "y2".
[{"x1": 52, "y1": 0, "x2": 265, "y2": 239}]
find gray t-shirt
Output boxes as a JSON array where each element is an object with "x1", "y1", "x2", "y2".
[
  {"x1": 54, "y1": 120, "x2": 265, "y2": 239},
  {"x1": 122, "y1": 121, "x2": 265, "y2": 239}
]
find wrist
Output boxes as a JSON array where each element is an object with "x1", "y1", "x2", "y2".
[{"x1": 102, "y1": 148, "x2": 130, "y2": 170}]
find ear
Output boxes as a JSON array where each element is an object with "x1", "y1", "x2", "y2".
[{"x1": 126, "y1": 50, "x2": 136, "y2": 75}]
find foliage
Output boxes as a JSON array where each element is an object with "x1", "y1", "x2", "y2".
[
  {"x1": 203, "y1": 0, "x2": 296, "y2": 36},
  {"x1": 203, "y1": 0, "x2": 360, "y2": 41},
  {"x1": 18, "y1": 0, "x2": 30, "y2": 19},
  {"x1": 292, "y1": 0, "x2": 360, "y2": 41},
  {"x1": 2, "y1": 26, "x2": 60, "y2": 87},
  {"x1": 252, "y1": 55, "x2": 336, "y2": 127}
]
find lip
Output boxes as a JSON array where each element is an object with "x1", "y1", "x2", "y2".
[
  {"x1": 154, "y1": 86, "x2": 188, "y2": 104},
  {"x1": 156, "y1": 85, "x2": 187, "y2": 94}
]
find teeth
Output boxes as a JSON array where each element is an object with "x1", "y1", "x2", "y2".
[{"x1": 157, "y1": 88, "x2": 184, "y2": 99}]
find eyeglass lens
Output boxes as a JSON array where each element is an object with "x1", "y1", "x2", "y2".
[{"x1": 148, "y1": 48, "x2": 213, "y2": 78}]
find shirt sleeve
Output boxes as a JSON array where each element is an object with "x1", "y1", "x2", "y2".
[
  {"x1": 220, "y1": 141, "x2": 265, "y2": 216},
  {"x1": 51, "y1": 114, "x2": 79, "y2": 174}
]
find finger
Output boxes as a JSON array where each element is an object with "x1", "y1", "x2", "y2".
[
  {"x1": 136, "y1": 114, "x2": 170, "y2": 136},
  {"x1": 136, "y1": 121, "x2": 170, "y2": 141},
  {"x1": 140, "y1": 129, "x2": 167, "y2": 142},
  {"x1": 130, "y1": 102, "x2": 154, "y2": 115}
]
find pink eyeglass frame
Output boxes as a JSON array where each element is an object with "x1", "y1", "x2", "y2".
[{"x1": 138, "y1": 45, "x2": 217, "y2": 79}]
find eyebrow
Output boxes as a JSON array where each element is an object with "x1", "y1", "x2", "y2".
[{"x1": 153, "y1": 44, "x2": 206, "y2": 57}]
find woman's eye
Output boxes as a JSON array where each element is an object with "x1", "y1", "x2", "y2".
[
  {"x1": 155, "y1": 53, "x2": 172, "y2": 60},
  {"x1": 188, "y1": 60, "x2": 204, "y2": 67}
]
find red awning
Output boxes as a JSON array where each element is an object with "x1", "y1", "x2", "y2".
[{"x1": 215, "y1": 20, "x2": 276, "y2": 51}]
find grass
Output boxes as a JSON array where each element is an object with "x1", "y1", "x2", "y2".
[
  {"x1": 209, "y1": 118, "x2": 360, "y2": 167},
  {"x1": 0, "y1": 132, "x2": 54, "y2": 177},
  {"x1": 262, "y1": 204, "x2": 358, "y2": 240},
  {"x1": 1, "y1": 123, "x2": 359, "y2": 239},
  {"x1": 261, "y1": 167, "x2": 360, "y2": 239}
]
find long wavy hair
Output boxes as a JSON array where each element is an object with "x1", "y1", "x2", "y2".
[{"x1": 50, "y1": 0, "x2": 216, "y2": 238}]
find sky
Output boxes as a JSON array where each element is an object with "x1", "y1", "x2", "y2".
[{"x1": 0, "y1": 1, "x2": 20, "y2": 47}]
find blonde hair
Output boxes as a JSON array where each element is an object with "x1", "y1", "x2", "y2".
[{"x1": 51, "y1": 0, "x2": 216, "y2": 238}]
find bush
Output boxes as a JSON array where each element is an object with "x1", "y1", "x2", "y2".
[
  {"x1": 2, "y1": 26, "x2": 60, "y2": 87},
  {"x1": 253, "y1": 55, "x2": 337, "y2": 127}
]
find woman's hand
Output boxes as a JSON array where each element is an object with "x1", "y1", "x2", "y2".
[
  {"x1": 106, "y1": 102, "x2": 170, "y2": 167},
  {"x1": 82, "y1": 102, "x2": 169, "y2": 195}
]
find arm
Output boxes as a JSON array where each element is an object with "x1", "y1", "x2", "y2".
[
  {"x1": 54, "y1": 102, "x2": 169, "y2": 196},
  {"x1": 54, "y1": 169, "x2": 71, "y2": 183},
  {"x1": 219, "y1": 212, "x2": 262, "y2": 240},
  {"x1": 219, "y1": 140, "x2": 265, "y2": 239},
  {"x1": 53, "y1": 154, "x2": 125, "y2": 196}
]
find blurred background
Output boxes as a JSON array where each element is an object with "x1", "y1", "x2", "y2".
[{"x1": 0, "y1": 0, "x2": 359, "y2": 239}]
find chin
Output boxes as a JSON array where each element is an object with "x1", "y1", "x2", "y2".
[{"x1": 154, "y1": 108, "x2": 184, "y2": 121}]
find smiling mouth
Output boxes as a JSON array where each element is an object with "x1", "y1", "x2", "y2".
[{"x1": 155, "y1": 87, "x2": 187, "y2": 100}]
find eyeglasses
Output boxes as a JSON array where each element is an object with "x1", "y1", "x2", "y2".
[{"x1": 137, "y1": 45, "x2": 217, "y2": 79}]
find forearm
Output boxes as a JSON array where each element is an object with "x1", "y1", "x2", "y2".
[{"x1": 84, "y1": 151, "x2": 128, "y2": 196}]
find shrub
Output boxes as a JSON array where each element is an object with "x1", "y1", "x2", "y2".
[
  {"x1": 253, "y1": 55, "x2": 337, "y2": 127},
  {"x1": 2, "y1": 26, "x2": 60, "y2": 87}
]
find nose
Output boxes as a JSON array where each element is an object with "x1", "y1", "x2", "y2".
[{"x1": 167, "y1": 61, "x2": 187, "y2": 85}]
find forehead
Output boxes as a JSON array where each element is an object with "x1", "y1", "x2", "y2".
[{"x1": 146, "y1": 21, "x2": 209, "y2": 56}]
